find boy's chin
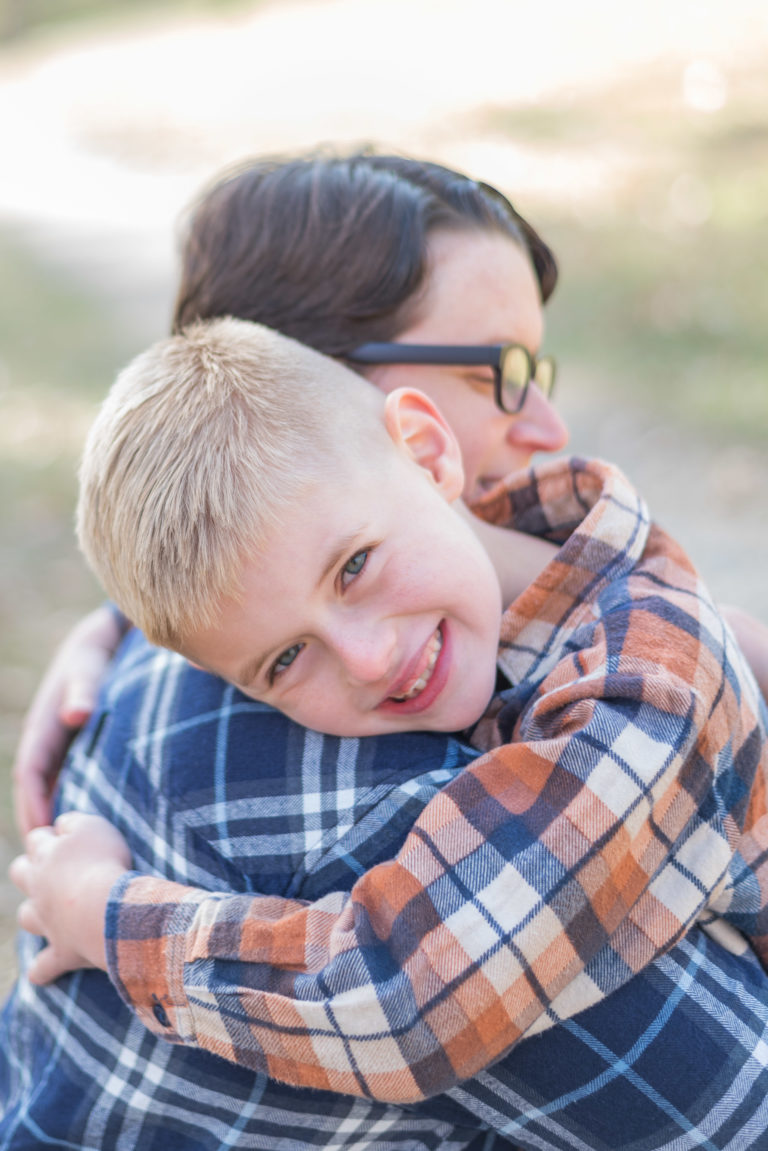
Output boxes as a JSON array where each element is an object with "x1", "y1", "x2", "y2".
[{"x1": 383, "y1": 694, "x2": 494, "y2": 738}]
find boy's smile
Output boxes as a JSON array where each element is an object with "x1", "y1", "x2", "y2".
[
  {"x1": 387, "y1": 626, "x2": 442, "y2": 701},
  {"x1": 182, "y1": 426, "x2": 504, "y2": 738}
]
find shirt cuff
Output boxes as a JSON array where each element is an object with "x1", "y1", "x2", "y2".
[{"x1": 105, "y1": 871, "x2": 208, "y2": 1043}]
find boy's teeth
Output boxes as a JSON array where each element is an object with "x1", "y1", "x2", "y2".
[{"x1": 391, "y1": 630, "x2": 442, "y2": 701}]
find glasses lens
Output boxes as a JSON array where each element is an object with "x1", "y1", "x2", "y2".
[
  {"x1": 499, "y1": 346, "x2": 531, "y2": 412},
  {"x1": 534, "y1": 356, "x2": 556, "y2": 400}
]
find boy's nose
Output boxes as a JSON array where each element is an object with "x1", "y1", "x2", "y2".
[
  {"x1": 506, "y1": 387, "x2": 569, "y2": 453},
  {"x1": 331, "y1": 622, "x2": 397, "y2": 686}
]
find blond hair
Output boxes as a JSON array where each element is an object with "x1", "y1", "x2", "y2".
[{"x1": 77, "y1": 317, "x2": 383, "y2": 647}]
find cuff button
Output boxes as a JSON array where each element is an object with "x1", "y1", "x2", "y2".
[{"x1": 152, "y1": 1002, "x2": 171, "y2": 1028}]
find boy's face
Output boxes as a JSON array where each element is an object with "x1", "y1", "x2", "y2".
[{"x1": 183, "y1": 418, "x2": 503, "y2": 738}]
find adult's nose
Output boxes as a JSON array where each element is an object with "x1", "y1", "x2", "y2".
[{"x1": 506, "y1": 385, "x2": 569, "y2": 454}]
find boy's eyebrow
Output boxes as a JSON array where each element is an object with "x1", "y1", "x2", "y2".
[{"x1": 236, "y1": 528, "x2": 366, "y2": 688}]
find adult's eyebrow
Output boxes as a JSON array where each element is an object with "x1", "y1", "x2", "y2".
[{"x1": 235, "y1": 527, "x2": 366, "y2": 688}]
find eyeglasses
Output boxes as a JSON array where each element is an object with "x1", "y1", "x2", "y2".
[{"x1": 347, "y1": 343, "x2": 557, "y2": 414}]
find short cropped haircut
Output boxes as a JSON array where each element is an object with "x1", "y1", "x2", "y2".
[{"x1": 77, "y1": 318, "x2": 384, "y2": 648}]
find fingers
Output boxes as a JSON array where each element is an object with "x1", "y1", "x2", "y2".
[
  {"x1": 8, "y1": 816, "x2": 119, "y2": 976},
  {"x1": 12, "y1": 891, "x2": 92, "y2": 986},
  {"x1": 59, "y1": 690, "x2": 97, "y2": 728},
  {"x1": 14, "y1": 836, "x2": 56, "y2": 936},
  {"x1": 54, "y1": 811, "x2": 134, "y2": 868},
  {"x1": 25, "y1": 824, "x2": 58, "y2": 854},
  {"x1": 15, "y1": 812, "x2": 133, "y2": 868},
  {"x1": 17, "y1": 897, "x2": 46, "y2": 937},
  {"x1": 52, "y1": 811, "x2": 91, "y2": 836},
  {"x1": 9, "y1": 826, "x2": 59, "y2": 901},
  {"x1": 9, "y1": 852, "x2": 30, "y2": 896},
  {"x1": 27, "y1": 943, "x2": 92, "y2": 986},
  {"x1": 58, "y1": 647, "x2": 110, "y2": 727}
]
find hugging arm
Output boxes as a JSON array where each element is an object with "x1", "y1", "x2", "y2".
[
  {"x1": 15, "y1": 604, "x2": 768, "y2": 840},
  {"x1": 13, "y1": 605, "x2": 127, "y2": 835},
  {"x1": 16, "y1": 658, "x2": 768, "y2": 1149},
  {"x1": 99, "y1": 600, "x2": 757, "y2": 1103},
  {"x1": 11, "y1": 458, "x2": 767, "y2": 1104}
]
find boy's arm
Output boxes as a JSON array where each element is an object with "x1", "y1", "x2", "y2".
[{"x1": 18, "y1": 598, "x2": 756, "y2": 1104}]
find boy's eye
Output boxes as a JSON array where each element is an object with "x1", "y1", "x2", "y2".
[
  {"x1": 341, "y1": 549, "x2": 368, "y2": 588},
  {"x1": 270, "y1": 642, "x2": 304, "y2": 682}
]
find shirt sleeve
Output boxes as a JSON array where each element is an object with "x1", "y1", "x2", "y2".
[{"x1": 106, "y1": 602, "x2": 760, "y2": 1103}]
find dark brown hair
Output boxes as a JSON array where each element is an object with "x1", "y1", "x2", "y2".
[{"x1": 173, "y1": 149, "x2": 558, "y2": 356}]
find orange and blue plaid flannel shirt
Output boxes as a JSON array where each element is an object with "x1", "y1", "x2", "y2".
[{"x1": 105, "y1": 456, "x2": 768, "y2": 1103}]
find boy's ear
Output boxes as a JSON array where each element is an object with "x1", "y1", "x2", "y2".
[{"x1": 383, "y1": 388, "x2": 464, "y2": 500}]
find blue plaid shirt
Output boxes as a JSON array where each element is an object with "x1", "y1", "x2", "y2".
[{"x1": 2, "y1": 631, "x2": 768, "y2": 1149}]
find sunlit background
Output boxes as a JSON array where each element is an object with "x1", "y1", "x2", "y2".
[{"x1": 1, "y1": 0, "x2": 767, "y2": 987}]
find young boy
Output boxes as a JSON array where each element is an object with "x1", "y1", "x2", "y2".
[{"x1": 13, "y1": 315, "x2": 768, "y2": 1139}]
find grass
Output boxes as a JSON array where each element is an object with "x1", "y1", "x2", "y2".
[
  {"x1": 477, "y1": 57, "x2": 768, "y2": 437},
  {"x1": 0, "y1": 0, "x2": 252, "y2": 42},
  {"x1": 0, "y1": 227, "x2": 145, "y2": 844}
]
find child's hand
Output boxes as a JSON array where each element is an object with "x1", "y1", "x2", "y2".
[
  {"x1": 13, "y1": 605, "x2": 127, "y2": 835},
  {"x1": 9, "y1": 812, "x2": 133, "y2": 984}
]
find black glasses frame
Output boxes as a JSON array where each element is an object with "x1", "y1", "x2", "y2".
[{"x1": 347, "y1": 343, "x2": 556, "y2": 414}]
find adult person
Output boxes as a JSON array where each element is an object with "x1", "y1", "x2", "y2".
[
  {"x1": 7, "y1": 151, "x2": 768, "y2": 1151},
  {"x1": 14, "y1": 150, "x2": 569, "y2": 836}
]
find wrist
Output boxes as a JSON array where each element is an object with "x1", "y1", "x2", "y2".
[{"x1": 79, "y1": 861, "x2": 130, "y2": 970}]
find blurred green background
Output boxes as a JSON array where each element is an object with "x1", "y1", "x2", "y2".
[{"x1": 1, "y1": 0, "x2": 767, "y2": 989}]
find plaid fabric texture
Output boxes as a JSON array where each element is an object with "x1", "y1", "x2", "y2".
[
  {"x1": 2, "y1": 456, "x2": 768, "y2": 1149},
  {"x1": 104, "y1": 458, "x2": 768, "y2": 1105},
  {"x1": 3, "y1": 643, "x2": 768, "y2": 1149},
  {"x1": 1, "y1": 635, "x2": 506, "y2": 1149},
  {"x1": 450, "y1": 927, "x2": 768, "y2": 1149}
]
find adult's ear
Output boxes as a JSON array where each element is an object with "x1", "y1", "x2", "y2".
[{"x1": 383, "y1": 388, "x2": 464, "y2": 500}]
